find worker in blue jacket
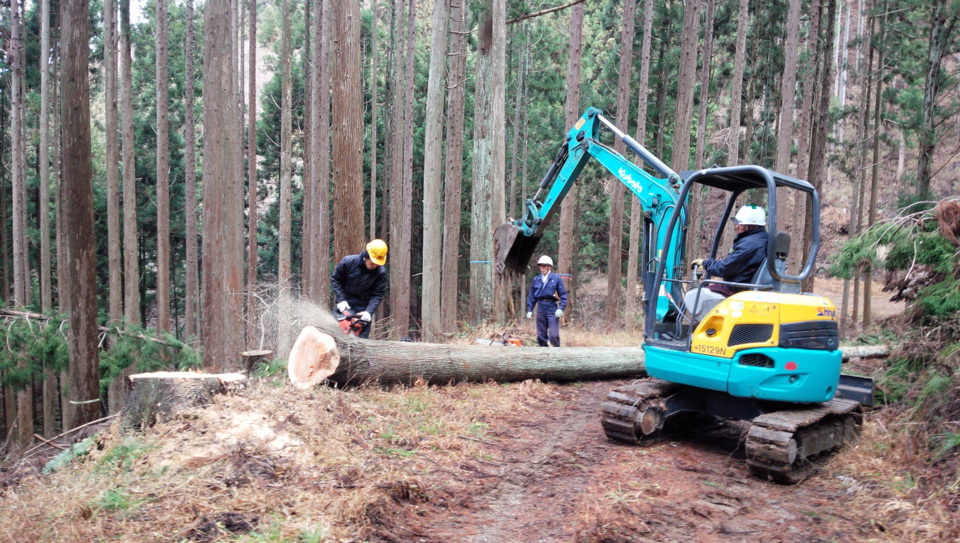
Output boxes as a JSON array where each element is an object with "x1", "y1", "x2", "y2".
[
  {"x1": 684, "y1": 204, "x2": 769, "y2": 320},
  {"x1": 331, "y1": 239, "x2": 388, "y2": 339},
  {"x1": 526, "y1": 255, "x2": 568, "y2": 347}
]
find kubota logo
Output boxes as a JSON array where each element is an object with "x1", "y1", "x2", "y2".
[{"x1": 618, "y1": 168, "x2": 643, "y2": 193}]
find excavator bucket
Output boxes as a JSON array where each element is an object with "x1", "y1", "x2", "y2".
[{"x1": 494, "y1": 221, "x2": 542, "y2": 274}]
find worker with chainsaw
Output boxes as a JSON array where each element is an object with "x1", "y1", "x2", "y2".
[
  {"x1": 526, "y1": 255, "x2": 568, "y2": 347},
  {"x1": 684, "y1": 204, "x2": 769, "y2": 320},
  {"x1": 331, "y1": 239, "x2": 389, "y2": 339}
]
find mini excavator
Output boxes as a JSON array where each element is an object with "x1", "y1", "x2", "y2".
[{"x1": 494, "y1": 107, "x2": 874, "y2": 483}]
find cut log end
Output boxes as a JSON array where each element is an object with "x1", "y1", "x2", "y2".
[{"x1": 288, "y1": 326, "x2": 341, "y2": 389}]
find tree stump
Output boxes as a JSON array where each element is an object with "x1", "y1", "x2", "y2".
[
  {"x1": 123, "y1": 372, "x2": 247, "y2": 428},
  {"x1": 242, "y1": 349, "x2": 274, "y2": 374}
]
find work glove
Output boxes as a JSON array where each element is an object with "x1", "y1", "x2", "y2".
[
  {"x1": 690, "y1": 258, "x2": 704, "y2": 269},
  {"x1": 358, "y1": 311, "x2": 372, "y2": 322},
  {"x1": 526, "y1": 312, "x2": 533, "y2": 319},
  {"x1": 554, "y1": 309, "x2": 563, "y2": 318},
  {"x1": 337, "y1": 301, "x2": 351, "y2": 312}
]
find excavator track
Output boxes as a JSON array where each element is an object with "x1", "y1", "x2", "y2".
[
  {"x1": 745, "y1": 398, "x2": 862, "y2": 484},
  {"x1": 601, "y1": 379, "x2": 683, "y2": 444}
]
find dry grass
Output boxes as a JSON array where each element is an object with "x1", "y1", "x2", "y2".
[{"x1": 0, "y1": 377, "x2": 560, "y2": 541}]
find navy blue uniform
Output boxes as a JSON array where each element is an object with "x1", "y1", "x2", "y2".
[
  {"x1": 526, "y1": 272, "x2": 568, "y2": 347},
  {"x1": 331, "y1": 252, "x2": 387, "y2": 338},
  {"x1": 702, "y1": 228, "x2": 769, "y2": 293}
]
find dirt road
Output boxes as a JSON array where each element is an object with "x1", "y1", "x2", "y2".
[{"x1": 412, "y1": 380, "x2": 876, "y2": 543}]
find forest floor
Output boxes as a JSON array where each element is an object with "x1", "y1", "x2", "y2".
[{"x1": 1, "y1": 283, "x2": 955, "y2": 542}]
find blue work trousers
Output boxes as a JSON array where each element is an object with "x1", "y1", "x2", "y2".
[{"x1": 536, "y1": 302, "x2": 561, "y2": 347}]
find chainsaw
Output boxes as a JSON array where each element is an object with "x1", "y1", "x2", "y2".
[{"x1": 336, "y1": 309, "x2": 367, "y2": 336}]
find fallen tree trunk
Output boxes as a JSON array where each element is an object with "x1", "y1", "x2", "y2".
[
  {"x1": 840, "y1": 344, "x2": 890, "y2": 361},
  {"x1": 288, "y1": 326, "x2": 647, "y2": 388},
  {"x1": 123, "y1": 372, "x2": 247, "y2": 428},
  {"x1": 287, "y1": 326, "x2": 892, "y2": 389}
]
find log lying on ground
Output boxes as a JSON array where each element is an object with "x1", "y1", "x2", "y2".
[
  {"x1": 288, "y1": 326, "x2": 892, "y2": 389},
  {"x1": 123, "y1": 372, "x2": 247, "y2": 427},
  {"x1": 840, "y1": 344, "x2": 890, "y2": 361},
  {"x1": 288, "y1": 326, "x2": 647, "y2": 388}
]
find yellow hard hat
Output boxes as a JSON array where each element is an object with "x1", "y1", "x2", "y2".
[{"x1": 366, "y1": 239, "x2": 388, "y2": 265}]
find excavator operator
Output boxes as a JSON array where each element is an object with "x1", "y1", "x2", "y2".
[
  {"x1": 684, "y1": 204, "x2": 769, "y2": 321},
  {"x1": 331, "y1": 239, "x2": 388, "y2": 339}
]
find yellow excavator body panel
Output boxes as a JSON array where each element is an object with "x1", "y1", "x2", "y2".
[{"x1": 689, "y1": 291, "x2": 838, "y2": 359}]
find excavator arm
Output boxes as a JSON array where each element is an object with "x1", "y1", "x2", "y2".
[{"x1": 495, "y1": 107, "x2": 687, "y2": 318}]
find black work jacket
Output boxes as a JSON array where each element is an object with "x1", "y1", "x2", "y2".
[
  {"x1": 702, "y1": 228, "x2": 769, "y2": 289},
  {"x1": 331, "y1": 254, "x2": 388, "y2": 315}
]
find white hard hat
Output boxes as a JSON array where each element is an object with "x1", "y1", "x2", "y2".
[
  {"x1": 732, "y1": 204, "x2": 766, "y2": 226},
  {"x1": 537, "y1": 255, "x2": 554, "y2": 267}
]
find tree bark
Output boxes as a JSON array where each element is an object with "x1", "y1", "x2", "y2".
[
  {"x1": 306, "y1": 0, "x2": 331, "y2": 306},
  {"x1": 202, "y1": 0, "x2": 244, "y2": 370},
  {"x1": 440, "y1": 0, "x2": 469, "y2": 334},
  {"x1": 694, "y1": 0, "x2": 716, "y2": 171},
  {"x1": 728, "y1": 0, "x2": 749, "y2": 164},
  {"x1": 61, "y1": 0, "x2": 102, "y2": 431},
  {"x1": 123, "y1": 372, "x2": 247, "y2": 428},
  {"x1": 40, "y1": 0, "x2": 58, "y2": 437},
  {"x1": 186, "y1": 0, "x2": 200, "y2": 339},
  {"x1": 420, "y1": 0, "x2": 450, "y2": 342},
  {"x1": 369, "y1": 0, "x2": 379, "y2": 241},
  {"x1": 11, "y1": 0, "x2": 26, "y2": 308},
  {"x1": 470, "y1": 0, "x2": 507, "y2": 325},
  {"x1": 279, "y1": 0, "x2": 293, "y2": 296},
  {"x1": 557, "y1": 2, "x2": 584, "y2": 319},
  {"x1": 105, "y1": 0, "x2": 121, "y2": 318},
  {"x1": 288, "y1": 327, "x2": 647, "y2": 388},
  {"x1": 626, "y1": 0, "x2": 655, "y2": 331},
  {"x1": 672, "y1": 0, "x2": 702, "y2": 174},
  {"x1": 156, "y1": 0, "x2": 171, "y2": 333},
  {"x1": 332, "y1": 0, "x2": 365, "y2": 262},
  {"x1": 245, "y1": 0, "x2": 257, "y2": 340},
  {"x1": 120, "y1": 0, "x2": 140, "y2": 326},
  {"x1": 606, "y1": 0, "x2": 637, "y2": 326}
]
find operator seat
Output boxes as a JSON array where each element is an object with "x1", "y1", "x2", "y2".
[{"x1": 752, "y1": 232, "x2": 801, "y2": 294}]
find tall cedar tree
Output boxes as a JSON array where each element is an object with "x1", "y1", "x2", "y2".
[
  {"x1": 440, "y1": 0, "x2": 469, "y2": 333},
  {"x1": 332, "y1": 0, "x2": 365, "y2": 262},
  {"x1": 156, "y1": 0, "x2": 171, "y2": 332},
  {"x1": 728, "y1": 0, "x2": 749, "y2": 164},
  {"x1": 558, "y1": 2, "x2": 584, "y2": 318},
  {"x1": 626, "y1": 0, "x2": 655, "y2": 329},
  {"x1": 606, "y1": 0, "x2": 637, "y2": 325},
  {"x1": 202, "y1": 0, "x2": 244, "y2": 370},
  {"x1": 245, "y1": 0, "x2": 257, "y2": 338},
  {"x1": 421, "y1": 0, "x2": 450, "y2": 341},
  {"x1": 469, "y1": 0, "x2": 507, "y2": 325},
  {"x1": 105, "y1": 0, "x2": 121, "y2": 325},
  {"x1": 61, "y1": 0, "x2": 102, "y2": 431},
  {"x1": 279, "y1": 0, "x2": 293, "y2": 295},
  {"x1": 120, "y1": 0, "x2": 140, "y2": 325},
  {"x1": 186, "y1": 0, "x2": 199, "y2": 338}
]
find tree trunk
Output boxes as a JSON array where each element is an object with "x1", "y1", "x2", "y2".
[
  {"x1": 279, "y1": 0, "x2": 293, "y2": 297},
  {"x1": 671, "y1": 0, "x2": 702, "y2": 174},
  {"x1": 694, "y1": 0, "x2": 716, "y2": 171},
  {"x1": 369, "y1": 0, "x2": 379, "y2": 241},
  {"x1": 916, "y1": 0, "x2": 957, "y2": 201},
  {"x1": 288, "y1": 327, "x2": 647, "y2": 388},
  {"x1": 440, "y1": 0, "x2": 469, "y2": 334},
  {"x1": 626, "y1": 0, "x2": 654, "y2": 331},
  {"x1": 11, "y1": 0, "x2": 26, "y2": 309},
  {"x1": 40, "y1": 0, "x2": 58, "y2": 437},
  {"x1": 306, "y1": 0, "x2": 331, "y2": 306},
  {"x1": 863, "y1": 2, "x2": 887, "y2": 327},
  {"x1": 105, "y1": 0, "x2": 121, "y2": 318},
  {"x1": 331, "y1": 0, "x2": 365, "y2": 262},
  {"x1": 123, "y1": 372, "x2": 247, "y2": 428},
  {"x1": 606, "y1": 0, "x2": 636, "y2": 326},
  {"x1": 245, "y1": 0, "x2": 257, "y2": 342},
  {"x1": 156, "y1": 0, "x2": 171, "y2": 333},
  {"x1": 61, "y1": 0, "x2": 102, "y2": 431},
  {"x1": 792, "y1": 0, "x2": 823, "y2": 270},
  {"x1": 728, "y1": 0, "x2": 749, "y2": 164},
  {"x1": 775, "y1": 0, "x2": 802, "y2": 261},
  {"x1": 120, "y1": 0, "x2": 140, "y2": 326},
  {"x1": 202, "y1": 0, "x2": 244, "y2": 371},
  {"x1": 186, "y1": 0, "x2": 200, "y2": 339},
  {"x1": 557, "y1": 1, "x2": 584, "y2": 319},
  {"x1": 420, "y1": 0, "x2": 450, "y2": 342},
  {"x1": 470, "y1": 0, "x2": 507, "y2": 325}
]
